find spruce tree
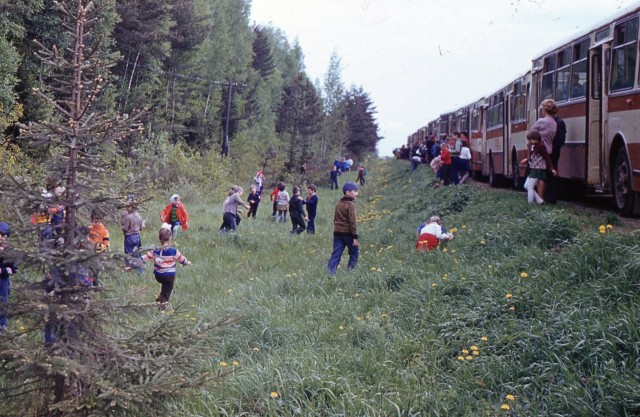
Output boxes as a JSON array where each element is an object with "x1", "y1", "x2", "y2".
[{"x1": 0, "y1": 2, "x2": 221, "y2": 415}]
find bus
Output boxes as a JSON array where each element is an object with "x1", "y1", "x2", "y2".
[{"x1": 409, "y1": 4, "x2": 640, "y2": 215}]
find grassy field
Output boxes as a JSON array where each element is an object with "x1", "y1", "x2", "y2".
[{"x1": 110, "y1": 159, "x2": 640, "y2": 416}]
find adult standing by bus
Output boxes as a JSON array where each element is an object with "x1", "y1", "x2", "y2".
[
  {"x1": 529, "y1": 99, "x2": 558, "y2": 199},
  {"x1": 545, "y1": 113, "x2": 566, "y2": 204}
]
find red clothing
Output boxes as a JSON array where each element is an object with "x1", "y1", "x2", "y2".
[
  {"x1": 269, "y1": 187, "x2": 279, "y2": 201},
  {"x1": 160, "y1": 202, "x2": 189, "y2": 230},
  {"x1": 441, "y1": 147, "x2": 451, "y2": 165},
  {"x1": 416, "y1": 233, "x2": 439, "y2": 251},
  {"x1": 89, "y1": 222, "x2": 110, "y2": 252}
]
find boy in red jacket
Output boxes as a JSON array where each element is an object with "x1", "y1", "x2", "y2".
[{"x1": 160, "y1": 194, "x2": 189, "y2": 239}]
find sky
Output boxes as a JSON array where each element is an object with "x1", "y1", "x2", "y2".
[{"x1": 250, "y1": 0, "x2": 639, "y2": 156}]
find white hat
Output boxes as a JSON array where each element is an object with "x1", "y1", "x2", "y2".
[{"x1": 170, "y1": 194, "x2": 180, "y2": 203}]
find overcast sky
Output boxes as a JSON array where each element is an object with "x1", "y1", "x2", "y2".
[{"x1": 250, "y1": 0, "x2": 638, "y2": 156}]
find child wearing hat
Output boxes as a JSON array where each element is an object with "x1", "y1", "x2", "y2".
[
  {"x1": 327, "y1": 182, "x2": 360, "y2": 275},
  {"x1": 416, "y1": 216, "x2": 453, "y2": 251},
  {"x1": 0, "y1": 222, "x2": 17, "y2": 331},
  {"x1": 160, "y1": 194, "x2": 189, "y2": 239}
]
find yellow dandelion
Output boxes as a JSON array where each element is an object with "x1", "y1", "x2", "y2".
[
  {"x1": 19, "y1": 326, "x2": 25, "y2": 331},
  {"x1": 270, "y1": 392, "x2": 279, "y2": 399},
  {"x1": 465, "y1": 355, "x2": 473, "y2": 360},
  {"x1": 219, "y1": 361, "x2": 227, "y2": 367},
  {"x1": 462, "y1": 349, "x2": 469, "y2": 354},
  {"x1": 480, "y1": 240, "x2": 486, "y2": 245},
  {"x1": 252, "y1": 347, "x2": 260, "y2": 352},
  {"x1": 232, "y1": 360, "x2": 239, "y2": 366},
  {"x1": 443, "y1": 274, "x2": 448, "y2": 278},
  {"x1": 506, "y1": 394, "x2": 515, "y2": 401},
  {"x1": 599, "y1": 225, "x2": 606, "y2": 234},
  {"x1": 472, "y1": 350, "x2": 479, "y2": 356},
  {"x1": 506, "y1": 293, "x2": 513, "y2": 299},
  {"x1": 520, "y1": 272, "x2": 528, "y2": 278},
  {"x1": 339, "y1": 325, "x2": 344, "y2": 330},
  {"x1": 501, "y1": 404, "x2": 510, "y2": 411},
  {"x1": 354, "y1": 293, "x2": 360, "y2": 298},
  {"x1": 371, "y1": 267, "x2": 377, "y2": 271},
  {"x1": 470, "y1": 345, "x2": 478, "y2": 351},
  {"x1": 355, "y1": 316, "x2": 362, "y2": 321},
  {"x1": 377, "y1": 268, "x2": 382, "y2": 272},
  {"x1": 442, "y1": 248, "x2": 448, "y2": 253},
  {"x1": 481, "y1": 336, "x2": 488, "y2": 341},
  {"x1": 227, "y1": 288, "x2": 232, "y2": 294},
  {"x1": 381, "y1": 313, "x2": 388, "y2": 318},
  {"x1": 509, "y1": 306, "x2": 516, "y2": 311},
  {"x1": 607, "y1": 224, "x2": 613, "y2": 229},
  {"x1": 432, "y1": 283, "x2": 438, "y2": 287},
  {"x1": 462, "y1": 225, "x2": 467, "y2": 228},
  {"x1": 457, "y1": 356, "x2": 465, "y2": 361}
]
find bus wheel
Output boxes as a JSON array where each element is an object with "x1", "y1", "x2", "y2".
[
  {"x1": 512, "y1": 161, "x2": 521, "y2": 190},
  {"x1": 489, "y1": 159, "x2": 498, "y2": 188},
  {"x1": 613, "y1": 147, "x2": 635, "y2": 215}
]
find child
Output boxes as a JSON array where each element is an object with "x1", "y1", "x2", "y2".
[
  {"x1": 304, "y1": 184, "x2": 318, "y2": 234},
  {"x1": 0, "y1": 222, "x2": 16, "y2": 331},
  {"x1": 356, "y1": 165, "x2": 367, "y2": 186},
  {"x1": 276, "y1": 183, "x2": 290, "y2": 223},
  {"x1": 327, "y1": 182, "x2": 360, "y2": 275},
  {"x1": 121, "y1": 196, "x2": 145, "y2": 272},
  {"x1": 440, "y1": 142, "x2": 452, "y2": 186},
  {"x1": 220, "y1": 186, "x2": 250, "y2": 233},
  {"x1": 330, "y1": 165, "x2": 341, "y2": 190},
  {"x1": 430, "y1": 154, "x2": 443, "y2": 180},
  {"x1": 289, "y1": 186, "x2": 307, "y2": 235},
  {"x1": 160, "y1": 194, "x2": 189, "y2": 239},
  {"x1": 520, "y1": 130, "x2": 557, "y2": 204},
  {"x1": 458, "y1": 139, "x2": 471, "y2": 185},
  {"x1": 270, "y1": 184, "x2": 280, "y2": 220},
  {"x1": 141, "y1": 227, "x2": 191, "y2": 308},
  {"x1": 416, "y1": 216, "x2": 453, "y2": 251},
  {"x1": 246, "y1": 185, "x2": 261, "y2": 219},
  {"x1": 88, "y1": 208, "x2": 110, "y2": 253}
]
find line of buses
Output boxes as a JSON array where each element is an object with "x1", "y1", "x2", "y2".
[{"x1": 408, "y1": 4, "x2": 640, "y2": 215}]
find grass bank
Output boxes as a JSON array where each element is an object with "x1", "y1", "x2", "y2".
[{"x1": 115, "y1": 159, "x2": 640, "y2": 416}]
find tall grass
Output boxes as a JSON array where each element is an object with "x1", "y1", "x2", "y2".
[{"x1": 103, "y1": 160, "x2": 640, "y2": 416}]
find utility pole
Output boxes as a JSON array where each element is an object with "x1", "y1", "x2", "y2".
[{"x1": 221, "y1": 81, "x2": 233, "y2": 157}]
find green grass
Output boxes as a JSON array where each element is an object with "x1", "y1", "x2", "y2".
[{"x1": 103, "y1": 161, "x2": 640, "y2": 416}]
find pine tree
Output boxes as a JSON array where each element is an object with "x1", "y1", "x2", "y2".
[
  {"x1": 343, "y1": 86, "x2": 381, "y2": 160},
  {"x1": 0, "y1": 2, "x2": 222, "y2": 415}
]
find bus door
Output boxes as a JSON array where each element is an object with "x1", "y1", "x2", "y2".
[{"x1": 586, "y1": 43, "x2": 610, "y2": 188}]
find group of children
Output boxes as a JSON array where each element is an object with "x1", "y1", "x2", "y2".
[
  {"x1": 0, "y1": 165, "x2": 369, "y2": 330},
  {"x1": 428, "y1": 131, "x2": 472, "y2": 186}
]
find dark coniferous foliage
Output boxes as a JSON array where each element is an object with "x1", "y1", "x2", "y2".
[{"x1": 344, "y1": 86, "x2": 381, "y2": 160}]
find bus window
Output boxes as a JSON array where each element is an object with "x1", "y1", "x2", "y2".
[
  {"x1": 611, "y1": 16, "x2": 638, "y2": 91},
  {"x1": 542, "y1": 55, "x2": 556, "y2": 99},
  {"x1": 554, "y1": 47, "x2": 571, "y2": 102},
  {"x1": 570, "y1": 39, "x2": 589, "y2": 99},
  {"x1": 591, "y1": 54, "x2": 601, "y2": 100},
  {"x1": 511, "y1": 81, "x2": 526, "y2": 122}
]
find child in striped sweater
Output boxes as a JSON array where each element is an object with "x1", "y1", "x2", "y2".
[{"x1": 142, "y1": 226, "x2": 191, "y2": 308}]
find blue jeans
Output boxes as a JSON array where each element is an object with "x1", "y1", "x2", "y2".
[
  {"x1": 124, "y1": 233, "x2": 142, "y2": 272},
  {"x1": 0, "y1": 278, "x2": 9, "y2": 328},
  {"x1": 327, "y1": 234, "x2": 359, "y2": 275}
]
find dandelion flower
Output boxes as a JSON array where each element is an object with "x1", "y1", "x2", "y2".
[
  {"x1": 219, "y1": 361, "x2": 227, "y2": 367},
  {"x1": 607, "y1": 224, "x2": 613, "y2": 229},
  {"x1": 442, "y1": 248, "x2": 448, "y2": 253},
  {"x1": 480, "y1": 240, "x2": 486, "y2": 245},
  {"x1": 432, "y1": 283, "x2": 438, "y2": 287},
  {"x1": 339, "y1": 325, "x2": 344, "y2": 330},
  {"x1": 457, "y1": 356, "x2": 465, "y2": 361},
  {"x1": 599, "y1": 225, "x2": 606, "y2": 234},
  {"x1": 371, "y1": 267, "x2": 377, "y2": 271},
  {"x1": 232, "y1": 360, "x2": 239, "y2": 366},
  {"x1": 520, "y1": 272, "x2": 528, "y2": 278},
  {"x1": 354, "y1": 293, "x2": 360, "y2": 298},
  {"x1": 462, "y1": 349, "x2": 469, "y2": 354},
  {"x1": 506, "y1": 293, "x2": 513, "y2": 299},
  {"x1": 470, "y1": 345, "x2": 478, "y2": 351},
  {"x1": 509, "y1": 306, "x2": 516, "y2": 311},
  {"x1": 501, "y1": 404, "x2": 510, "y2": 411},
  {"x1": 472, "y1": 350, "x2": 479, "y2": 356},
  {"x1": 465, "y1": 355, "x2": 473, "y2": 360},
  {"x1": 481, "y1": 336, "x2": 488, "y2": 341},
  {"x1": 506, "y1": 394, "x2": 515, "y2": 401},
  {"x1": 381, "y1": 313, "x2": 388, "y2": 318},
  {"x1": 377, "y1": 268, "x2": 382, "y2": 272},
  {"x1": 227, "y1": 288, "x2": 232, "y2": 294},
  {"x1": 270, "y1": 392, "x2": 279, "y2": 399},
  {"x1": 252, "y1": 347, "x2": 260, "y2": 352}
]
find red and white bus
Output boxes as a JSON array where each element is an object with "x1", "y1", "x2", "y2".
[{"x1": 409, "y1": 5, "x2": 640, "y2": 215}]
